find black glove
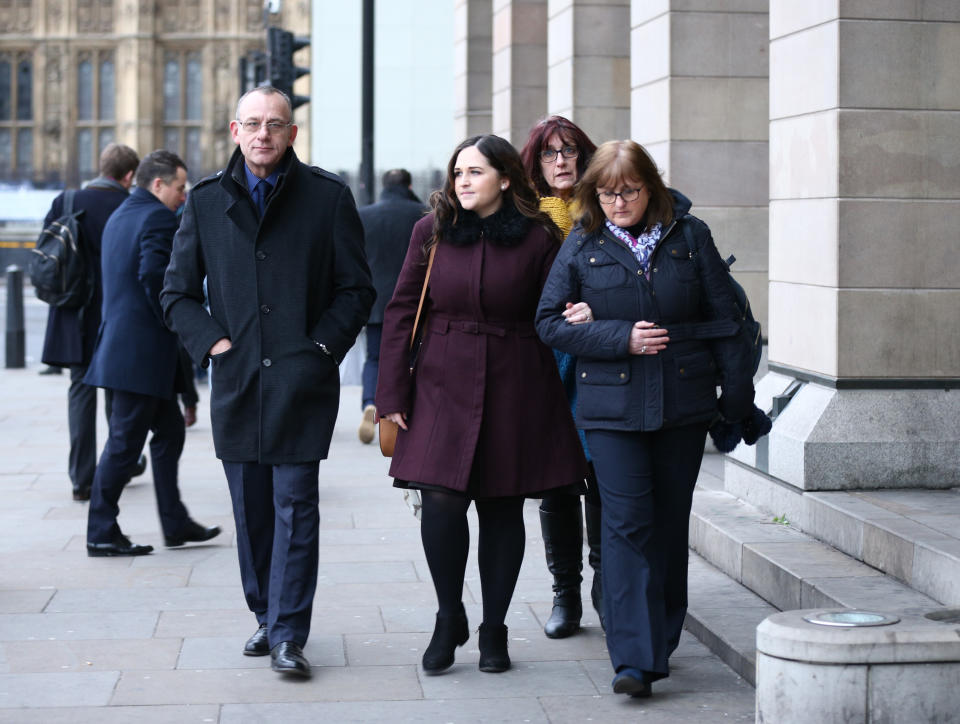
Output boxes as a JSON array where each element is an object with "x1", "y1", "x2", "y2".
[{"x1": 708, "y1": 404, "x2": 772, "y2": 453}]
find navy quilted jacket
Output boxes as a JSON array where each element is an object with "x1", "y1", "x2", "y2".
[{"x1": 535, "y1": 190, "x2": 754, "y2": 431}]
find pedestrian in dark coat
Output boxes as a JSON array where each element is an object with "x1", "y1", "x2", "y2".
[
  {"x1": 376, "y1": 135, "x2": 587, "y2": 677},
  {"x1": 356, "y1": 168, "x2": 426, "y2": 444},
  {"x1": 85, "y1": 150, "x2": 220, "y2": 558},
  {"x1": 535, "y1": 140, "x2": 756, "y2": 699},
  {"x1": 161, "y1": 86, "x2": 374, "y2": 679},
  {"x1": 39, "y1": 143, "x2": 140, "y2": 501}
]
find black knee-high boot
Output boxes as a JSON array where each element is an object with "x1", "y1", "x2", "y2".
[
  {"x1": 540, "y1": 504, "x2": 583, "y2": 638},
  {"x1": 584, "y1": 499, "x2": 604, "y2": 631}
]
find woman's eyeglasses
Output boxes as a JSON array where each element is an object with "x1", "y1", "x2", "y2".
[
  {"x1": 539, "y1": 146, "x2": 578, "y2": 163},
  {"x1": 597, "y1": 187, "x2": 644, "y2": 205}
]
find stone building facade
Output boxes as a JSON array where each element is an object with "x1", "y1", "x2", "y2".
[
  {"x1": 455, "y1": 0, "x2": 960, "y2": 489},
  {"x1": 0, "y1": 0, "x2": 310, "y2": 187}
]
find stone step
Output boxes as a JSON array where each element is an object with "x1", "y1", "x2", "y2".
[
  {"x1": 684, "y1": 482, "x2": 944, "y2": 684},
  {"x1": 685, "y1": 551, "x2": 776, "y2": 686},
  {"x1": 724, "y1": 457, "x2": 960, "y2": 606}
]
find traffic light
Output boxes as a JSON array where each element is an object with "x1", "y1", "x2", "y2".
[
  {"x1": 267, "y1": 26, "x2": 310, "y2": 110},
  {"x1": 239, "y1": 50, "x2": 267, "y2": 94}
]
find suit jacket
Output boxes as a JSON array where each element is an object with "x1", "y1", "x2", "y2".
[
  {"x1": 161, "y1": 147, "x2": 374, "y2": 464},
  {"x1": 40, "y1": 178, "x2": 129, "y2": 367},
  {"x1": 359, "y1": 186, "x2": 426, "y2": 324},
  {"x1": 84, "y1": 187, "x2": 181, "y2": 399}
]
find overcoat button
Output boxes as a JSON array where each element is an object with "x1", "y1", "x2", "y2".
[
  {"x1": 256, "y1": 250, "x2": 266, "y2": 260},
  {"x1": 581, "y1": 372, "x2": 587, "y2": 378},
  {"x1": 262, "y1": 358, "x2": 272, "y2": 367},
  {"x1": 260, "y1": 305, "x2": 271, "y2": 314},
  {"x1": 598, "y1": 239, "x2": 604, "y2": 244},
  {"x1": 637, "y1": 270, "x2": 642, "y2": 275},
  {"x1": 620, "y1": 373, "x2": 626, "y2": 379},
  {"x1": 589, "y1": 257, "x2": 596, "y2": 263}
]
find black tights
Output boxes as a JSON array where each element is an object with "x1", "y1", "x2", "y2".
[{"x1": 420, "y1": 490, "x2": 526, "y2": 627}]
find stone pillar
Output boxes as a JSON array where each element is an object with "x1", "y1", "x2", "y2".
[
  {"x1": 492, "y1": 0, "x2": 547, "y2": 144},
  {"x1": 729, "y1": 3, "x2": 960, "y2": 494},
  {"x1": 630, "y1": 1, "x2": 769, "y2": 331},
  {"x1": 454, "y1": 0, "x2": 493, "y2": 139},
  {"x1": 547, "y1": 0, "x2": 629, "y2": 142}
]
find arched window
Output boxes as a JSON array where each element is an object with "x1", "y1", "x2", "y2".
[
  {"x1": 75, "y1": 50, "x2": 117, "y2": 180},
  {"x1": 162, "y1": 48, "x2": 205, "y2": 180},
  {"x1": 0, "y1": 53, "x2": 33, "y2": 181}
]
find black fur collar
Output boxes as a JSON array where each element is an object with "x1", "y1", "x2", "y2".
[{"x1": 442, "y1": 203, "x2": 532, "y2": 247}]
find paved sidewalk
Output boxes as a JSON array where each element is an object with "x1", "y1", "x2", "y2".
[{"x1": 0, "y1": 291, "x2": 754, "y2": 723}]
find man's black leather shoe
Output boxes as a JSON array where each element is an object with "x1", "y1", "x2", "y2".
[
  {"x1": 87, "y1": 535, "x2": 153, "y2": 557},
  {"x1": 72, "y1": 487, "x2": 91, "y2": 502},
  {"x1": 243, "y1": 624, "x2": 269, "y2": 656},
  {"x1": 270, "y1": 641, "x2": 311, "y2": 678},
  {"x1": 164, "y1": 520, "x2": 222, "y2": 547}
]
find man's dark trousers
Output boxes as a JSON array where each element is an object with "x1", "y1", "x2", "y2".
[
  {"x1": 68, "y1": 365, "x2": 113, "y2": 496},
  {"x1": 361, "y1": 323, "x2": 382, "y2": 408},
  {"x1": 222, "y1": 461, "x2": 320, "y2": 648},
  {"x1": 87, "y1": 390, "x2": 189, "y2": 543}
]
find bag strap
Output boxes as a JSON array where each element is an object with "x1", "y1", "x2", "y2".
[
  {"x1": 408, "y1": 244, "x2": 436, "y2": 350},
  {"x1": 63, "y1": 189, "x2": 76, "y2": 217}
]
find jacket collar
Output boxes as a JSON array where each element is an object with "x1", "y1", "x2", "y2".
[
  {"x1": 380, "y1": 185, "x2": 421, "y2": 203},
  {"x1": 85, "y1": 175, "x2": 129, "y2": 194}
]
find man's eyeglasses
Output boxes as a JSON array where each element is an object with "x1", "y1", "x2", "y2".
[
  {"x1": 539, "y1": 146, "x2": 578, "y2": 163},
  {"x1": 597, "y1": 187, "x2": 644, "y2": 205},
  {"x1": 238, "y1": 120, "x2": 292, "y2": 134}
]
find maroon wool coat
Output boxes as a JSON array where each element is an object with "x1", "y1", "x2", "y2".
[{"x1": 375, "y1": 213, "x2": 587, "y2": 497}]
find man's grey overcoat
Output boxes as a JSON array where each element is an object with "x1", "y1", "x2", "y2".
[{"x1": 161, "y1": 147, "x2": 374, "y2": 463}]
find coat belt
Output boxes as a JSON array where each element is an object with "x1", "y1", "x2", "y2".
[{"x1": 430, "y1": 317, "x2": 536, "y2": 337}]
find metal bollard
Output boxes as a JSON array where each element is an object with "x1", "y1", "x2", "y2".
[{"x1": 5, "y1": 265, "x2": 25, "y2": 369}]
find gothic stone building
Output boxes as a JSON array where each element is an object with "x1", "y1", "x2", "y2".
[{"x1": 0, "y1": 0, "x2": 309, "y2": 187}]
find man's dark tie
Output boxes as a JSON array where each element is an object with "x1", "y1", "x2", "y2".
[{"x1": 253, "y1": 179, "x2": 273, "y2": 218}]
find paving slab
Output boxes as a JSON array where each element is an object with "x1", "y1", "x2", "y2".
[{"x1": 0, "y1": 301, "x2": 756, "y2": 721}]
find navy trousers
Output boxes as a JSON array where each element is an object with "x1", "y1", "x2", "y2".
[
  {"x1": 585, "y1": 422, "x2": 708, "y2": 681},
  {"x1": 68, "y1": 364, "x2": 113, "y2": 495},
  {"x1": 87, "y1": 390, "x2": 188, "y2": 543},
  {"x1": 361, "y1": 323, "x2": 382, "y2": 409},
  {"x1": 222, "y1": 461, "x2": 320, "y2": 648}
]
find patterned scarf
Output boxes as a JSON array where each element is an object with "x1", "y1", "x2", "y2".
[{"x1": 604, "y1": 219, "x2": 662, "y2": 273}]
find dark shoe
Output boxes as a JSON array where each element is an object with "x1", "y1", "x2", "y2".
[
  {"x1": 584, "y1": 498, "x2": 605, "y2": 631},
  {"x1": 422, "y1": 604, "x2": 469, "y2": 675},
  {"x1": 39, "y1": 365, "x2": 63, "y2": 375},
  {"x1": 478, "y1": 623, "x2": 510, "y2": 673},
  {"x1": 165, "y1": 520, "x2": 222, "y2": 547},
  {"x1": 358, "y1": 404, "x2": 376, "y2": 444},
  {"x1": 612, "y1": 669, "x2": 651, "y2": 698},
  {"x1": 72, "y1": 486, "x2": 91, "y2": 502},
  {"x1": 243, "y1": 623, "x2": 269, "y2": 656},
  {"x1": 271, "y1": 641, "x2": 311, "y2": 678},
  {"x1": 540, "y1": 505, "x2": 583, "y2": 639},
  {"x1": 87, "y1": 535, "x2": 153, "y2": 557},
  {"x1": 132, "y1": 454, "x2": 148, "y2": 478}
]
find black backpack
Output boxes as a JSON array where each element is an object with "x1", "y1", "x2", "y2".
[
  {"x1": 29, "y1": 189, "x2": 93, "y2": 308},
  {"x1": 682, "y1": 220, "x2": 763, "y2": 376}
]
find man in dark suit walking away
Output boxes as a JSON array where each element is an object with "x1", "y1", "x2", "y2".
[
  {"x1": 39, "y1": 144, "x2": 146, "y2": 501},
  {"x1": 161, "y1": 87, "x2": 374, "y2": 679},
  {"x1": 85, "y1": 150, "x2": 221, "y2": 558},
  {"x1": 356, "y1": 168, "x2": 426, "y2": 443}
]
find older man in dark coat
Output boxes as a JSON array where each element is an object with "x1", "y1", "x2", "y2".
[
  {"x1": 85, "y1": 150, "x2": 221, "y2": 557},
  {"x1": 356, "y1": 168, "x2": 426, "y2": 443},
  {"x1": 39, "y1": 143, "x2": 141, "y2": 501},
  {"x1": 161, "y1": 86, "x2": 374, "y2": 679}
]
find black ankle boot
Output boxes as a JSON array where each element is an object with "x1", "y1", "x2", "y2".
[
  {"x1": 584, "y1": 499, "x2": 604, "y2": 631},
  {"x1": 540, "y1": 505, "x2": 583, "y2": 639},
  {"x1": 422, "y1": 604, "x2": 469, "y2": 675},
  {"x1": 478, "y1": 622, "x2": 510, "y2": 673}
]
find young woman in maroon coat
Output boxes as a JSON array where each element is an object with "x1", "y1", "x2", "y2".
[{"x1": 376, "y1": 135, "x2": 587, "y2": 676}]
